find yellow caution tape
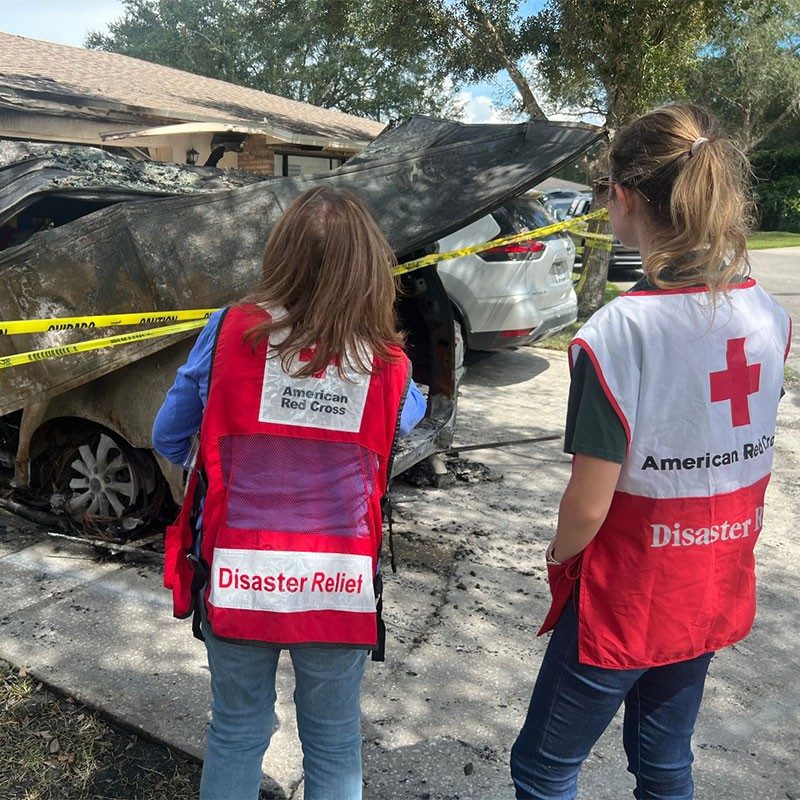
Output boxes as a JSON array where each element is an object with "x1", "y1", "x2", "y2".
[
  {"x1": 572, "y1": 230, "x2": 613, "y2": 245},
  {"x1": 0, "y1": 319, "x2": 206, "y2": 371},
  {"x1": 393, "y1": 208, "x2": 609, "y2": 275},
  {"x1": 0, "y1": 209, "x2": 610, "y2": 335},
  {"x1": 0, "y1": 209, "x2": 611, "y2": 368},
  {"x1": 568, "y1": 224, "x2": 613, "y2": 253},
  {"x1": 0, "y1": 308, "x2": 217, "y2": 336}
]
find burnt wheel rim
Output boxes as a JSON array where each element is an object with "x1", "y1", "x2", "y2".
[{"x1": 66, "y1": 433, "x2": 138, "y2": 518}]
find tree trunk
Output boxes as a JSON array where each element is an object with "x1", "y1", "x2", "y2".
[
  {"x1": 576, "y1": 214, "x2": 612, "y2": 320},
  {"x1": 576, "y1": 140, "x2": 612, "y2": 320},
  {"x1": 504, "y1": 57, "x2": 548, "y2": 120}
]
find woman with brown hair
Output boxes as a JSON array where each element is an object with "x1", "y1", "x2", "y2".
[
  {"x1": 510, "y1": 103, "x2": 791, "y2": 799},
  {"x1": 154, "y1": 186, "x2": 425, "y2": 800}
]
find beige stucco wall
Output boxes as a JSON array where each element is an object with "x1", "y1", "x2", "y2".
[
  {"x1": 0, "y1": 109, "x2": 239, "y2": 168},
  {"x1": 0, "y1": 110, "x2": 361, "y2": 174},
  {"x1": 0, "y1": 109, "x2": 136, "y2": 146}
]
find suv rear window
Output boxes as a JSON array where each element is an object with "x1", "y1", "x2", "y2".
[{"x1": 492, "y1": 199, "x2": 562, "y2": 240}]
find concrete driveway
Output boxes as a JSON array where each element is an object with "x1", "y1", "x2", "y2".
[{"x1": 0, "y1": 342, "x2": 797, "y2": 799}]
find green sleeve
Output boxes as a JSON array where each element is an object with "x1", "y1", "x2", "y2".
[{"x1": 564, "y1": 349, "x2": 627, "y2": 464}]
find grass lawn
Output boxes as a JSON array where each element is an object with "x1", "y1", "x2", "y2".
[
  {"x1": 0, "y1": 660, "x2": 200, "y2": 800},
  {"x1": 747, "y1": 231, "x2": 800, "y2": 249},
  {"x1": 534, "y1": 280, "x2": 623, "y2": 352},
  {"x1": 786, "y1": 365, "x2": 800, "y2": 387}
]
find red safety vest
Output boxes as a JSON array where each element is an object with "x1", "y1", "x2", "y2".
[
  {"x1": 164, "y1": 304, "x2": 410, "y2": 648},
  {"x1": 540, "y1": 280, "x2": 791, "y2": 668}
]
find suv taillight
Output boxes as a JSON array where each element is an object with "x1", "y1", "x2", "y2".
[{"x1": 479, "y1": 240, "x2": 545, "y2": 261}]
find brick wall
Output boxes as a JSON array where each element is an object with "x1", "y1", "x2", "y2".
[{"x1": 238, "y1": 135, "x2": 276, "y2": 175}]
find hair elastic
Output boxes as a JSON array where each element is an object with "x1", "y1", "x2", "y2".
[{"x1": 689, "y1": 137, "x2": 709, "y2": 156}]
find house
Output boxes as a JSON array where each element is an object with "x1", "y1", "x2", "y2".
[{"x1": 0, "y1": 31, "x2": 385, "y2": 175}]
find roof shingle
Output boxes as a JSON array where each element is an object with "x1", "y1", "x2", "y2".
[{"x1": 0, "y1": 31, "x2": 385, "y2": 144}]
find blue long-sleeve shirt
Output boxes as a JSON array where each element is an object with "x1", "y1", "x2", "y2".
[{"x1": 152, "y1": 309, "x2": 427, "y2": 465}]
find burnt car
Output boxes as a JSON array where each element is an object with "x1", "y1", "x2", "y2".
[{"x1": 0, "y1": 116, "x2": 604, "y2": 527}]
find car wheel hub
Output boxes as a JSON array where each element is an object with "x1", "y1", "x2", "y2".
[{"x1": 66, "y1": 433, "x2": 139, "y2": 518}]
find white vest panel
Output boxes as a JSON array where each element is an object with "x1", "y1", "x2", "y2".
[{"x1": 570, "y1": 280, "x2": 791, "y2": 499}]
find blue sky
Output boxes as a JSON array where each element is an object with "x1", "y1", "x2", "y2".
[
  {"x1": 0, "y1": 0, "x2": 126, "y2": 45},
  {"x1": 0, "y1": 0, "x2": 546, "y2": 122}
]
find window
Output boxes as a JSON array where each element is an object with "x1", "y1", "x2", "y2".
[{"x1": 277, "y1": 153, "x2": 346, "y2": 177}]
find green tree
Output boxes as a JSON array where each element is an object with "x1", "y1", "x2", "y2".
[
  {"x1": 527, "y1": 2, "x2": 722, "y2": 129},
  {"x1": 370, "y1": 0, "x2": 728, "y2": 317},
  {"x1": 525, "y1": 1, "x2": 725, "y2": 317},
  {"x1": 370, "y1": 0, "x2": 548, "y2": 118},
  {"x1": 683, "y1": 0, "x2": 800, "y2": 152},
  {"x1": 758, "y1": 113, "x2": 800, "y2": 150},
  {"x1": 86, "y1": 0, "x2": 460, "y2": 120}
]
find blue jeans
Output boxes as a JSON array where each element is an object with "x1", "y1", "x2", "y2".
[
  {"x1": 511, "y1": 602, "x2": 713, "y2": 800},
  {"x1": 199, "y1": 612, "x2": 368, "y2": 800}
]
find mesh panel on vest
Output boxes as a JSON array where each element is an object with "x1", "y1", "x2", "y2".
[{"x1": 219, "y1": 434, "x2": 378, "y2": 535}]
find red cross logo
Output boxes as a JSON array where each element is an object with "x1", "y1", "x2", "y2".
[
  {"x1": 709, "y1": 338, "x2": 761, "y2": 428},
  {"x1": 299, "y1": 347, "x2": 338, "y2": 379}
]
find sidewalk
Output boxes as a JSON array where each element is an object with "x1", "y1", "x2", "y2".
[{"x1": 1, "y1": 347, "x2": 798, "y2": 799}]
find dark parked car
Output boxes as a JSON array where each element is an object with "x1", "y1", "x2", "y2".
[{"x1": 542, "y1": 188, "x2": 583, "y2": 221}]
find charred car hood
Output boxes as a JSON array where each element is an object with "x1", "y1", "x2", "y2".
[
  {"x1": 0, "y1": 139, "x2": 268, "y2": 228},
  {"x1": 0, "y1": 115, "x2": 604, "y2": 416}
]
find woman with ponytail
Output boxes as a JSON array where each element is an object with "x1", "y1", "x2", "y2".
[{"x1": 510, "y1": 103, "x2": 791, "y2": 799}]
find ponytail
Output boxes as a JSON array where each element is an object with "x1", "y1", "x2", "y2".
[{"x1": 610, "y1": 103, "x2": 753, "y2": 292}]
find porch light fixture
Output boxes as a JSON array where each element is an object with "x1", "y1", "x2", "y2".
[{"x1": 185, "y1": 147, "x2": 199, "y2": 165}]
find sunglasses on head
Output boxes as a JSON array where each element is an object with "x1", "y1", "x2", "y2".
[
  {"x1": 592, "y1": 176, "x2": 615, "y2": 206},
  {"x1": 592, "y1": 176, "x2": 651, "y2": 207}
]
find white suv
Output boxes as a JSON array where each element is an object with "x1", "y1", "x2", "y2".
[{"x1": 436, "y1": 195, "x2": 577, "y2": 351}]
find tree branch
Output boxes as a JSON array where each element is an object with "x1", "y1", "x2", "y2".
[
  {"x1": 746, "y1": 92, "x2": 800, "y2": 151},
  {"x1": 465, "y1": 0, "x2": 548, "y2": 119}
]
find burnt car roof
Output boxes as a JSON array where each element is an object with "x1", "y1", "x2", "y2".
[
  {"x1": 0, "y1": 139, "x2": 268, "y2": 227},
  {"x1": 0, "y1": 115, "x2": 604, "y2": 416}
]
